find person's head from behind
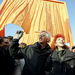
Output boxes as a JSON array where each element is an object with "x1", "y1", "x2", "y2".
[
  {"x1": 72, "y1": 46, "x2": 75, "y2": 52},
  {"x1": 39, "y1": 30, "x2": 50, "y2": 44},
  {"x1": 7, "y1": 36, "x2": 13, "y2": 45},
  {"x1": 51, "y1": 34, "x2": 69, "y2": 50}
]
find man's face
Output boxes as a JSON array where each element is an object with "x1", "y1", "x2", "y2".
[
  {"x1": 2, "y1": 38, "x2": 10, "y2": 48},
  {"x1": 39, "y1": 32, "x2": 48, "y2": 44}
]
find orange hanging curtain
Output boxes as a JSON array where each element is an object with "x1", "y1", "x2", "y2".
[
  {"x1": 0, "y1": 28, "x2": 5, "y2": 37},
  {"x1": 0, "y1": 1, "x2": 5, "y2": 37},
  {"x1": 0, "y1": 0, "x2": 74, "y2": 48}
]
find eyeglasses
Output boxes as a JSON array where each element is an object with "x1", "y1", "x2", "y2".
[{"x1": 39, "y1": 34, "x2": 46, "y2": 37}]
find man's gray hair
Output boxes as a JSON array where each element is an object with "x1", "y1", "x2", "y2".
[{"x1": 40, "y1": 30, "x2": 51, "y2": 39}]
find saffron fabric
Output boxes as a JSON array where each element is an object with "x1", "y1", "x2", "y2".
[
  {"x1": 0, "y1": 28, "x2": 5, "y2": 37},
  {"x1": 0, "y1": 0, "x2": 74, "y2": 48}
]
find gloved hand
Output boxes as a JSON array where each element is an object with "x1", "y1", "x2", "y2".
[{"x1": 13, "y1": 30, "x2": 23, "y2": 40}]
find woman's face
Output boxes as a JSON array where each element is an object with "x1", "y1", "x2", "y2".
[{"x1": 55, "y1": 37, "x2": 65, "y2": 47}]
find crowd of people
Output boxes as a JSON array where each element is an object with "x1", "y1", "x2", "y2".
[{"x1": 0, "y1": 30, "x2": 75, "y2": 75}]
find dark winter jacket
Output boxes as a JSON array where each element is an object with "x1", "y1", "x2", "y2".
[
  {"x1": 0, "y1": 47, "x2": 15, "y2": 75},
  {"x1": 9, "y1": 39, "x2": 52, "y2": 75},
  {"x1": 45, "y1": 48, "x2": 75, "y2": 75}
]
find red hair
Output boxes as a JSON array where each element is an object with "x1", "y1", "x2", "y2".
[{"x1": 51, "y1": 34, "x2": 69, "y2": 50}]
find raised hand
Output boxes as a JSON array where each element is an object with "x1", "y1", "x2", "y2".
[{"x1": 13, "y1": 30, "x2": 23, "y2": 40}]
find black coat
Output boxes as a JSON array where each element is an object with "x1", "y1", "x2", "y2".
[
  {"x1": 9, "y1": 39, "x2": 52, "y2": 75},
  {"x1": 0, "y1": 47, "x2": 15, "y2": 75},
  {"x1": 45, "y1": 48, "x2": 75, "y2": 75}
]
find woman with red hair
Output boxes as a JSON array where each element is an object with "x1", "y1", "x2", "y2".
[
  {"x1": 45, "y1": 34, "x2": 75, "y2": 75},
  {"x1": 51, "y1": 34, "x2": 69, "y2": 50}
]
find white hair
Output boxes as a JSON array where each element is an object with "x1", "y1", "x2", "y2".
[{"x1": 40, "y1": 30, "x2": 51, "y2": 40}]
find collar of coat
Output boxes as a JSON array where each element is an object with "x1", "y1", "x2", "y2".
[
  {"x1": 32, "y1": 42, "x2": 52, "y2": 53},
  {"x1": 52, "y1": 48, "x2": 75, "y2": 62}
]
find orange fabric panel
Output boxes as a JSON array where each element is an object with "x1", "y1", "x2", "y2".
[
  {"x1": 0, "y1": 28, "x2": 5, "y2": 37},
  {"x1": 0, "y1": 0, "x2": 74, "y2": 48},
  {"x1": 20, "y1": 0, "x2": 73, "y2": 48},
  {"x1": 0, "y1": 0, "x2": 40, "y2": 32}
]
